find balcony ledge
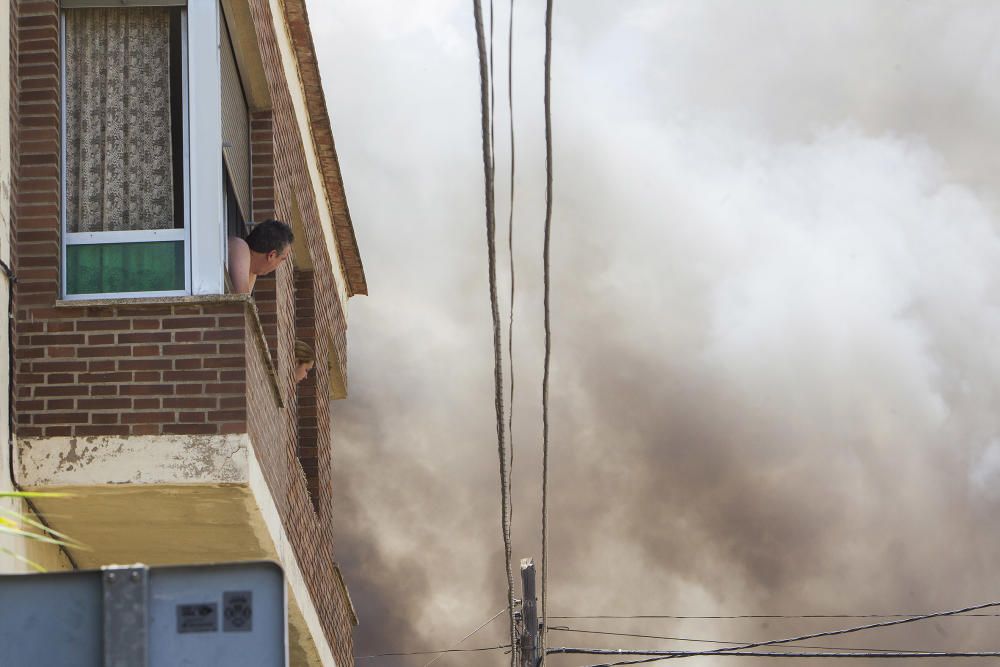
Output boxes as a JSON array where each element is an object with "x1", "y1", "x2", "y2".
[
  {"x1": 55, "y1": 293, "x2": 252, "y2": 308},
  {"x1": 16, "y1": 433, "x2": 339, "y2": 667}
]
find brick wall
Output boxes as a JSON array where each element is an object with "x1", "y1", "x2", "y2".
[
  {"x1": 248, "y1": 0, "x2": 356, "y2": 660},
  {"x1": 13, "y1": 1, "x2": 358, "y2": 661},
  {"x1": 15, "y1": 300, "x2": 248, "y2": 438},
  {"x1": 8, "y1": 0, "x2": 19, "y2": 268},
  {"x1": 14, "y1": 0, "x2": 57, "y2": 322},
  {"x1": 295, "y1": 268, "x2": 318, "y2": 508},
  {"x1": 251, "y1": 111, "x2": 275, "y2": 220}
]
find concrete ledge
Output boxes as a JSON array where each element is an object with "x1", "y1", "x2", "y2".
[
  {"x1": 247, "y1": 442, "x2": 335, "y2": 666},
  {"x1": 17, "y1": 434, "x2": 250, "y2": 487},
  {"x1": 55, "y1": 294, "x2": 251, "y2": 308}
]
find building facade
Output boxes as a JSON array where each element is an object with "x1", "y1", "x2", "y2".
[{"x1": 5, "y1": 1, "x2": 365, "y2": 664}]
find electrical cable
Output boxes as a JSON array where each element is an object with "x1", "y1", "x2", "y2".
[
  {"x1": 550, "y1": 613, "x2": 1000, "y2": 620},
  {"x1": 548, "y1": 598, "x2": 1000, "y2": 664},
  {"x1": 355, "y1": 644, "x2": 511, "y2": 660},
  {"x1": 540, "y1": 0, "x2": 554, "y2": 664},
  {"x1": 562, "y1": 648, "x2": 1000, "y2": 666},
  {"x1": 548, "y1": 626, "x2": 937, "y2": 654},
  {"x1": 505, "y1": 0, "x2": 516, "y2": 554},
  {"x1": 471, "y1": 2, "x2": 517, "y2": 665},
  {"x1": 419, "y1": 606, "x2": 509, "y2": 667}
]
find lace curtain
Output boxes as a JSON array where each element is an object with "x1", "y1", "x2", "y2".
[{"x1": 64, "y1": 7, "x2": 175, "y2": 233}]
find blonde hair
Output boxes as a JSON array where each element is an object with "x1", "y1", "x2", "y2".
[{"x1": 294, "y1": 340, "x2": 314, "y2": 364}]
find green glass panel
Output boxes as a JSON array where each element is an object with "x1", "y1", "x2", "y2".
[{"x1": 67, "y1": 241, "x2": 185, "y2": 295}]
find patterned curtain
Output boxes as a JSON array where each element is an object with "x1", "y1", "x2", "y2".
[{"x1": 65, "y1": 8, "x2": 175, "y2": 233}]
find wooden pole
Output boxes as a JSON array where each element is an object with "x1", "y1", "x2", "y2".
[{"x1": 520, "y1": 558, "x2": 539, "y2": 667}]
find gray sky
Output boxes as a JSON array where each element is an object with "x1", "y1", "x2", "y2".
[{"x1": 309, "y1": 2, "x2": 1000, "y2": 665}]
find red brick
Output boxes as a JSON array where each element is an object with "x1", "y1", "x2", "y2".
[
  {"x1": 123, "y1": 412, "x2": 176, "y2": 425},
  {"x1": 78, "y1": 345, "x2": 131, "y2": 358},
  {"x1": 203, "y1": 329, "x2": 243, "y2": 341},
  {"x1": 163, "y1": 344, "x2": 216, "y2": 355},
  {"x1": 88, "y1": 360, "x2": 116, "y2": 371},
  {"x1": 209, "y1": 410, "x2": 246, "y2": 422},
  {"x1": 163, "y1": 370, "x2": 217, "y2": 382},
  {"x1": 118, "y1": 332, "x2": 171, "y2": 344},
  {"x1": 204, "y1": 357, "x2": 243, "y2": 369},
  {"x1": 120, "y1": 385, "x2": 174, "y2": 396},
  {"x1": 220, "y1": 396, "x2": 245, "y2": 409},
  {"x1": 42, "y1": 320, "x2": 76, "y2": 333},
  {"x1": 131, "y1": 320, "x2": 161, "y2": 330},
  {"x1": 163, "y1": 424, "x2": 218, "y2": 435},
  {"x1": 206, "y1": 383, "x2": 244, "y2": 394},
  {"x1": 120, "y1": 359, "x2": 172, "y2": 371},
  {"x1": 162, "y1": 317, "x2": 216, "y2": 329},
  {"x1": 79, "y1": 372, "x2": 132, "y2": 384},
  {"x1": 33, "y1": 412, "x2": 88, "y2": 424},
  {"x1": 78, "y1": 398, "x2": 132, "y2": 410},
  {"x1": 163, "y1": 397, "x2": 217, "y2": 409},
  {"x1": 34, "y1": 385, "x2": 89, "y2": 397},
  {"x1": 172, "y1": 330, "x2": 202, "y2": 343}
]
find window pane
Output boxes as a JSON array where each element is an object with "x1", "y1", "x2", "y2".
[
  {"x1": 64, "y1": 8, "x2": 180, "y2": 233},
  {"x1": 221, "y1": 15, "x2": 251, "y2": 222},
  {"x1": 67, "y1": 242, "x2": 185, "y2": 295}
]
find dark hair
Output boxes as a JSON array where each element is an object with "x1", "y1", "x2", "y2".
[{"x1": 246, "y1": 219, "x2": 294, "y2": 255}]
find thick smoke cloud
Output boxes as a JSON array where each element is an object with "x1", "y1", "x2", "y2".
[{"x1": 311, "y1": 1, "x2": 1000, "y2": 665}]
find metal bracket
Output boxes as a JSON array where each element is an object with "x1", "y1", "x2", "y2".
[{"x1": 102, "y1": 564, "x2": 149, "y2": 667}]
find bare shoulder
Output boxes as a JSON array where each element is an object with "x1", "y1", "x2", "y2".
[
  {"x1": 228, "y1": 236, "x2": 250, "y2": 258},
  {"x1": 227, "y1": 236, "x2": 251, "y2": 294}
]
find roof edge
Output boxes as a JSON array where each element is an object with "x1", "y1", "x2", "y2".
[{"x1": 279, "y1": 0, "x2": 368, "y2": 296}]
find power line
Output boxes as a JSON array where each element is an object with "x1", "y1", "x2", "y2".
[
  {"x1": 355, "y1": 644, "x2": 511, "y2": 660},
  {"x1": 421, "y1": 606, "x2": 509, "y2": 667},
  {"x1": 549, "y1": 598, "x2": 1000, "y2": 664},
  {"x1": 548, "y1": 626, "x2": 940, "y2": 654},
  {"x1": 472, "y1": 1, "x2": 516, "y2": 665},
  {"x1": 505, "y1": 0, "x2": 516, "y2": 551},
  {"x1": 609, "y1": 598, "x2": 1000, "y2": 657},
  {"x1": 557, "y1": 648, "x2": 1000, "y2": 666},
  {"x1": 550, "y1": 613, "x2": 1000, "y2": 620},
  {"x1": 540, "y1": 0, "x2": 554, "y2": 664}
]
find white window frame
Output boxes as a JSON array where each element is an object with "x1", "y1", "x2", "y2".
[{"x1": 60, "y1": 0, "x2": 224, "y2": 300}]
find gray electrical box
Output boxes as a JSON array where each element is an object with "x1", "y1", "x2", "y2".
[{"x1": 0, "y1": 561, "x2": 287, "y2": 667}]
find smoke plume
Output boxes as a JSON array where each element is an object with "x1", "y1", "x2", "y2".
[{"x1": 312, "y1": 1, "x2": 1000, "y2": 664}]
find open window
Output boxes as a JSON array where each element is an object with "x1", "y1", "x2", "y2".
[
  {"x1": 60, "y1": 0, "x2": 236, "y2": 300},
  {"x1": 222, "y1": 9, "x2": 251, "y2": 245},
  {"x1": 61, "y1": 6, "x2": 190, "y2": 297}
]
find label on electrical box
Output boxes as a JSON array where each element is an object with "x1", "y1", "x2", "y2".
[
  {"x1": 223, "y1": 591, "x2": 253, "y2": 632},
  {"x1": 177, "y1": 602, "x2": 219, "y2": 633}
]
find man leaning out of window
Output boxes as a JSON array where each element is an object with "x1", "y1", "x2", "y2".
[{"x1": 228, "y1": 219, "x2": 294, "y2": 294}]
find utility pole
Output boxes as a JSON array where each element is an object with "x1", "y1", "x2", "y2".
[{"x1": 520, "y1": 558, "x2": 540, "y2": 667}]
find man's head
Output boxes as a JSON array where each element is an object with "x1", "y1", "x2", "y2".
[{"x1": 246, "y1": 219, "x2": 294, "y2": 275}]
